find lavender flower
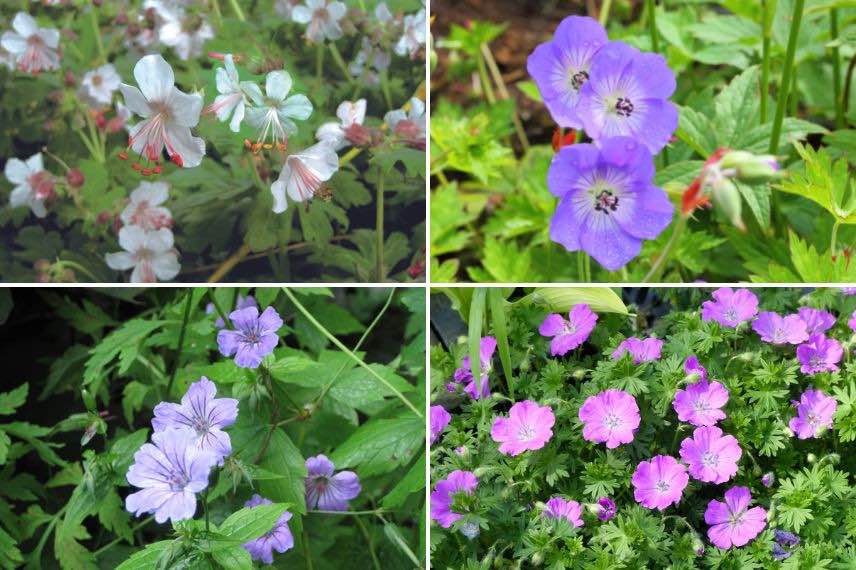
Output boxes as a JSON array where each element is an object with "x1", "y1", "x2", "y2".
[
  {"x1": 579, "y1": 389, "x2": 640, "y2": 448},
  {"x1": 611, "y1": 337, "x2": 663, "y2": 364},
  {"x1": 217, "y1": 306, "x2": 283, "y2": 368},
  {"x1": 596, "y1": 497, "x2": 616, "y2": 521},
  {"x1": 526, "y1": 15, "x2": 608, "y2": 129},
  {"x1": 125, "y1": 427, "x2": 218, "y2": 523},
  {"x1": 751, "y1": 311, "x2": 808, "y2": 345},
  {"x1": 789, "y1": 389, "x2": 837, "y2": 439},
  {"x1": 849, "y1": 309, "x2": 856, "y2": 332},
  {"x1": 242, "y1": 495, "x2": 294, "y2": 564},
  {"x1": 539, "y1": 304, "x2": 598, "y2": 356},
  {"x1": 576, "y1": 41, "x2": 678, "y2": 154},
  {"x1": 152, "y1": 377, "x2": 238, "y2": 462},
  {"x1": 542, "y1": 497, "x2": 583, "y2": 527},
  {"x1": 206, "y1": 295, "x2": 257, "y2": 329},
  {"x1": 548, "y1": 137, "x2": 672, "y2": 271},
  {"x1": 672, "y1": 379, "x2": 729, "y2": 427},
  {"x1": 430, "y1": 405, "x2": 451, "y2": 445},
  {"x1": 761, "y1": 472, "x2": 775, "y2": 487},
  {"x1": 797, "y1": 307, "x2": 835, "y2": 335},
  {"x1": 796, "y1": 333, "x2": 843, "y2": 375},
  {"x1": 701, "y1": 288, "x2": 758, "y2": 328},
  {"x1": 684, "y1": 355, "x2": 707, "y2": 381},
  {"x1": 304, "y1": 454, "x2": 361, "y2": 511},
  {"x1": 704, "y1": 486, "x2": 766, "y2": 549}
]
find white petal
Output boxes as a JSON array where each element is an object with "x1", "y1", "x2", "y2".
[
  {"x1": 144, "y1": 227, "x2": 175, "y2": 252},
  {"x1": 167, "y1": 87, "x2": 203, "y2": 127},
  {"x1": 120, "y1": 84, "x2": 152, "y2": 118},
  {"x1": 265, "y1": 70, "x2": 292, "y2": 101},
  {"x1": 152, "y1": 251, "x2": 180, "y2": 281},
  {"x1": 228, "y1": 100, "x2": 245, "y2": 133},
  {"x1": 132, "y1": 181, "x2": 170, "y2": 206},
  {"x1": 4, "y1": 158, "x2": 29, "y2": 185},
  {"x1": 118, "y1": 225, "x2": 147, "y2": 252},
  {"x1": 215, "y1": 66, "x2": 235, "y2": 95},
  {"x1": 25, "y1": 153, "x2": 43, "y2": 173},
  {"x1": 105, "y1": 251, "x2": 135, "y2": 271},
  {"x1": 301, "y1": 142, "x2": 339, "y2": 180},
  {"x1": 316, "y1": 122, "x2": 344, "y2": 145},
  {"x1": 8, "y1": 185, "x2": 31, "y2": 208},
  {"x1": 279, "y1": 94, "x2": 313, "y2": 120},
  {"x1": 243, "y1": 82, "x2": 264, "y2": 106},
  {"x1": 134, "y1": 54, "x2": 175, "y2": 102},
  {"x1": 165, "y1": 123, "x2": 205, "y2": 168},
  {"x1": 39, "y1": 28, "x2": 60, "y2": 49},
  {"x1": 270, "y1": 180, "x2": 288, "y2": 214},
  {"x1": 290, "y1": 6, "x2": 312, "y2": 24},
  {"x1": 12, "y1": 12, "x2": 38, "y2": 38},
  {"x1": 0, "y1": 32, "x2": 26, "y2": 56},
  {"x1": 30, "y1": 199, "x2": 46, "y2": 218},
  {"x1": 130, "y1": 261, "x2": 156, "y2": 283},
  {"x1": 409, "y1": 97, "x2": 425, "y2": 119},
  {"x1": 327, "y1": 2, "x2": 347, "y2": 19}
]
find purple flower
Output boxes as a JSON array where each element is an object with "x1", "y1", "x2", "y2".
[
  {"x1": 679, "y1": 426, "x2": 742, "y2": 484},
  {"x1": 491, "y1": 400, "x2": 555, "y2": 456},
  {"x1": 796, "y1": 333, "x2": 843, "y2": 375},
  {"x1": 526, "y1": 16, "x2": 607, "y2": 129},
  {"x1": 772, "y1": 543, "x2": 792, "y2": 561},
  {"x1": 849, "y1": 310, "x2": 856, "y2": 331},
  {"x1": 217, "y1": 306, "x2": 283, "y2": 368},
  {"x1": 761, "y1": 472, "x2": 775, "y2": 487},
  {"x1": 774, "y1": 529, "x2": 800, "y2": 548},
  {"x1": 542, "y1": 497, "x2": 583, "y2": 527},
  {"x1": 672, "y1": 380, "x2": 729, "y2": 427},
  {"x1": 548, "y1": 137, "x2": 673, "y2": 271},
  {"x1": 304, "y1": 454, "x2": 361, "y2": 511},
  {"x1": 207, "y1": 295, "x2": 257, "y2": 329},
  {"x1": 596, "y1": 497, "x2": 616, "y2": 521},
  {"x1": 751, "y1": 311, "x2": 808, "y2": 345},
  {"x1": 430, "y1": 405, "x2": 451, "y2": 445},
  {"x1": 576, "y1": 41, "x2": 678, "y2": 154},
  {"x1": 611, "y1": 336, "x2": 663, "y2": 364},
  {"x1": 152, "y1": 377, "x2": 238, "y2": 463},
  {"x1": 842, "y1": 288, "x2": 856, "y2": 295},
  {"x1": 125, "y1": 427, "x2": 218, "y2": 523},
  {"x1": 539, "y1": 304, "x2": 598, "y2": 356},
  {"x1": 241, "y1": 494, "x2": 294, "y2": 564},
  {"x1": 701, "y1": 288, "x2": 758, "y2": 328},
  {"x1": 631, "y1": 455, "x2": 688, "y2": 510},
  {"x1": 452, "y1": 336, "x2": 496, "y2": 400},
  {"x1": 579, "y1": 389, "x2": 640, "y2": 448},
  {"x1": 684, "y1": 355, "x2": 707, "y2": 382},
  {"x1": 430, "y1": 470, "x2": 477, "y2": 528},
  {"x1": 797, "y1": 307, "x2": 835, "y2": 335},
  {"x1": 789, "y1": 389, "x2": 837, "y2": 439},
  {"x1": 704, "y1": 486, "x2": 766, "y2": 549}
]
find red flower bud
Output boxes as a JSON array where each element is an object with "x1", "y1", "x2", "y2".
[{"x1": 67, "y1": 168, "x2": 84, "y2": 188}]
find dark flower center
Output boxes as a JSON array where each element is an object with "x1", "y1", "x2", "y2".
[
  {"x1": 570, "y1": 70, "x2": 589, "y2": 91},
  {"x1": 615, "y1": 97, "x2": 634, "y2": 117},
  {"x1": 92, "y1": 74, "x2": 103, "y2": 87},
  {"x1": 594, "y1": 190, "x2": 619, "y2": 214}
]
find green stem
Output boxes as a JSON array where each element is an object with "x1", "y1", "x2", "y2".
[
  {"x1": 380, "y1": 71, "x2": 393, "y2": 109},
  {"x1": 203, "y1": 490, "x2": 210, "y2": 532},
  {"x1": 643, "y1": 215, "x2": 688, "y2": 283},
  {"x1": 165, "y1": 291, "x2": 193, "y2": 399},
  {"x1": 89, "y1": 6, "x2": 104, "y2": 64},
  {"x1": 480, "y1": 43, "x2": 530, "y2": 153},
  {"x1": 93, "y1": 517, "x2": 153, "y2": 556},
  {"x1": 831, "y1": 221, "x2": 841, "y2": 258},
  {"x1": 56, "y1": 259, "x2": 99, "y2": 282},
  {"x1": 328, "y1": 42, "x2": 351, "y2": 80},
  {"x1": 315, "y1": 42, "x2": 325, "y2": 82},
  {"x1": 830, "y1": 9, "x2": 844, "y2": 128},
  {"x1": 646, "y1": 0, "x2": 669, "y2": 166},
  {"x1": 303, "y1": 528, "x2": 314, "y2": 570},
  {"x1": 282, "y1": 288, "x2": 423, "y2": 418},
  {"x1": 227, "y1": 0, "x2": 245, "y2": 20},
  {"x1": 790, "y1": 71, "x2": 798, "y2": 116},
  {"x1": 375, "y1": 167, "x2": 385, "y2": 281},
  {"x1": 354, "y1": 516, "x2": 381, "y2": 570},
  {"x1": 476, "y1": 54, "x2": 496, "y2": 104},
  {"x1": 769, "y1": 0, "x2": 805, "y2": 154},
  {"x1": 760, "y1": 0, "x2": 772, "y2": 123},
  {"x1": 599, "y1": 0, "x2": 613, "y2": 26},
  {"x1": 309, "y1": 509, "x2": 387, "y2": 515},
  {"x1": 845, "y1": 52, "x2": 856, "y2": 117}
]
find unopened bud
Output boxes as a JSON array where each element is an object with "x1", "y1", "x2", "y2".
[
  {"x1": 67, "y1": 168, "x2": 84, "y2": 188},
  {"x1": 711, "y1": 178, "x2": 744, "y2": 231},
  {"x1": 459, "y1": 521, "x2": 480, "y2": 539},
  {"x1": 63, "y1": 70, "x2": 76, "y2": 87},
  {"x1": 719, "y1": 150, "x2": 780, "y2": 184},
  {"x1": 806, "y1": 453, "x2": 817, "y2": 463}
]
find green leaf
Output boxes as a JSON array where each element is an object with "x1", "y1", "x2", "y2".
[
  {"x1": 257, "y1": 428, "x2": 307, "y2": 520},
  {"x1": 329, "y1": 416, "x2": 424, "y2": 477},
  {"x1": 468, "y1": 288, "x2": 486, "y2": 396},
  {"x1": 328, "y1": 363, "x2": 414, "y2": 408},
  {"x1": 211, "y1": 546, "x2": 253, "y2": 570},
  {"x1": 777, "y1": 144, "x2": 856, "y2": 223},
  {"x1": 0, "y1": 383, "x2": 28, "y2": 415},
  {"x1": 115, "y1": 540, "x2": 176, "y2": 570},
  {"x1": 520, "y1": 287, "x2": 628, "y2": 315},
  {"x1": 219, "y1": 503, "x2": 290, "y2": 543},
  {"x1": 83, "y1": 319, "x2": 166, "y2": 388},
  {"x1": 488, "y1": 288, "x2": 514, "y2": 398},
  {"x1": 381, "y1": 452, "x2": 425, "y2": 509},
  {"x1": 713, "y1": 66, "x2": 760, "y2": 147}
]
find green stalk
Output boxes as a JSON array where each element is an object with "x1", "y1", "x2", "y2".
[
  {"x1": 476, "y1": 54, "x2": 496, "y2": 105},
  {"x1": 769, "y1": 0, "x2": 805, "y2": 154},
  {"x1": 203, "y1": 490, "x2": 210, "y2": 532},
  {"x1": 375, "y1": 167, "x2": 385, "y2": 282},
  {"x1": 488, "y1": 288, "x2": 514, "y2": 399},
  {"x1": 599, "y1": 0, "x2": 613, "y2": 26},
  {"x1": 831, "y1": 220, "x2": 841, "y2": 258},
  {"x1": 830, "y1": 9, "x2": 844, "y2": 128},
  {"x1": 315, "y1": 42, "x2": 325, "y2": 82},
  {"x1": 468, "y1": 289, "x2": 486, "y2": 397},
  {"x1": 642, "y1": 215, "x2": 687, "y2": 283},
  {"x1": 328, "y1": 43, "x2": 352, "y2": 80},
  {"x1": 227, "y1": 0, "x2": 245, "y2": 20},
  {"x1": 646, "y1": 0, "x2": 669, "y2": 166},
  {"x1": 480, "y1": 43, "x2": 530, "y2": 153},
  {"x1": 380, "y1": 71, "x2": 393, "y2": 110},
  {"x1": 790, "y1": 72, "x2": 798, "y2": 116},
  {"x1": 90, "y1": 6, "x2": 104, "y2": 65},
  {"x1": 760, "y1": 0, "x2": 773, "y2": 123},
  {"x1": 165, "y1": 291, "x2": 193, "y2": 399}
]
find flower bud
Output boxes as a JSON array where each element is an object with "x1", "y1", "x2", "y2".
[
  {"x1": 67, "y1": 168, "x2": 84, "y2": 188},
  {"x1": 761, "y1": 472, "x2": 775, "y2": 487},
  {"x1": 806, "y1": 453, "x2": 817, "y2": 463},
  {"x1": 719, "y1": 150, "x2": 780, "y2": 184},
  {"x1": 459, "y1": 521, "x2": 480, "y2": 539},
  {"x1": 63, "y1": 70, "x2": 76, "y2": 87},
  {"x1": 711, "y1": 178, "x2": 745, "y2": 231}
]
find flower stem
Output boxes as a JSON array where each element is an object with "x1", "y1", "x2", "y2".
[
  {"x1": 89, "y1": 6, "x2": 105, "y2": 65},
  {"x1": 830, "y1": 8, "x2": 844, "y2": 128},
  {"x1": 845, "y1": 52, "x2": 856, "y2": 117},
  {"x1": 315, "y1": 42, "x2": 325, "y2": 82},
  {"x1": 328, "y1": 42, "x2": 351, "y2": 80},
  {"x1": 203, "y1": 490, "x2": 210, "y2": 532},
  {"x1": 375, "y1": 167, "x2": 385, "y2": 282},
  {"x1": 339, "y1": 146, "x2": 362, "y2": 167},
  {"x1": 643, "y1": 214, "x2": 687, "y2": 283},
  {"x1": 309, "y1": 509, "x2": 387, "y2": 515},
  {"x1": 227, "y1": 0, "x2": 245, "y2": 21},
  {"x1": 480, "y1": 43, "x2": 530, "y2": 153},
  {"x1": 769, "y1": 0, "x2": 805, "y2": 154},
  {"x1": 598, "y1": 0, "x2": 613, "y2": 26},
  {"x1": 208, "y1": 243, "x2": 252, "y2": 283},
  {"x1": 165, "y1": 291, "x2": 193, "y2": 399},
  {"x1": 380, "y1": 70, "x2": 393, "y2": 109},
  {"x1": 831, "y1": 220, "x2": 841, "y2": 258},
  {"x1": 476, "y1": 53, "x2": 496, "y2": 105},
  {"x1": 760, "y1": 0, "x2": 772, "y2": 123}
]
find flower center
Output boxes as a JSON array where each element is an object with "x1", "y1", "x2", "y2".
[
  {"x1": 729, "y1": 511, "x2": 745, "y2": 528},
  {"x1": 807, "y1": 413, "x2": 818, "y2": 426},
  {"x1": 168, "y1": 470, "x2": 190, "y2": 491},
  {"x1": 724, "y1": 308, "x2": 738, "y2": 322},
  {"x1": 92, "y1": 74, "x2": 103, "y2": 87},
  {"x1": 569, "y1": 69, "x2": 589, "y2": 91},
  {"x1": 655, "y1": 480, "x2": 670, "y2": 493},
  {"x1": 518, "y1": 424, "x2": 536, "y2": 441},
  {"x1": 603, "y1": 413, "x2": 622, "y2": 429},
  {"x1": 562, "y1": 320, "x2": 577, "y2": 335},
  {"x1": 615, "y1": 97, "x2": 634, "y2": 117},
  {"x1": 28, "y1": 172, "x2": 54, "y2": 200},
  {"x1": 701, "y1": 451, "x2": 718, "y2": 467},
  {"x1": 809, "y1": 354, "x2": 822, "y2": 368},
  {"x1": 192, "y1": 416, "x2": 210, "y2": 435},
  {"x1": 593, "y1": 190, "x2": 619, "y2": 214},
  {"x1": 693, "y1": 398, "x2": 710, "y2": 412},
  {"x1": 27, "y1": 35, "x2": 44, "y2": 48}
]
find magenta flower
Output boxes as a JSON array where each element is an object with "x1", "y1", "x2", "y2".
[
  {"x1": 539, "y1": 304, "x2": 598, "y2": 356},
  {"x1": 526, "y1": 16, "x2": 607, "y2": 129},
  {"x1": 849, "y1": 310, "x2": 856, "y2": 331},
  {"x1": 125, "y1": 427, "x2": 219, "y2": 523},
  {"x1": 679, "y1": 426, "x2": 742, "y2": 484},
  {"x1": 241, "y1": 495, "x2": 294, "y2": 564},
  {"x1": 430, "y1": 470, "x2": 478, "y2": 528},
  {"x1": 797, "y1": 307, "x2": 835, "y2": 335},
  {"x1": 452, "y1": 336, "x2": 496, "y2": 400},
  {"x1": 751, "y1": 312, "x2": 808, "y2": 345},
  {"x1": 548, "y1": 137, "x2": 673, "y2": 271},
  {"x1": 684, "y1": 355, "x2": 707, "y2": 381},
  {"x1": 796, "y1": 333, "x2": 843, "y2": 375},
  {"x1": 611, "y1": 337, "x2": 663, "y2": 364},
  {"x1": 430, "y1": 405, "x2": 451, "y2": 445},
  {"x1": 542, "y1": 497, "x2": 583, "y2": 527},
  {"x1": 152, "y1": 377, "x2": 238, "y2": 463},
  {"x1": 491, "y1": 400, "x2": 555, "y2": 456},
  {"x1": 217, "y1": 306, "x2": 283, "y2": 368},
  {"x1": 701, "y1": 288, "x2": 758, "y2": 328},
  {"x1": 304, "y1": 454, "x2": 361, "y2": 511},
  {"x1": 789, "y1": 389, "x2": 837, "y2": 439},
  {"x1": 843, "y1": 288, "x2": 856, "y2": 295},
  {"x1": 579, "y1": 389, "x2": 640, "y2": 448},
  {"x1": 704, "y1": 486, "x2": 766, "y2": 549},
  {"x1": 631, "y1": 455, "x2": 688, "y2": 511},
  {"x1": 672, "y1": 380, "x2": 729, "y2": 427},
  {"x1": 596, "y1": 497, "x2": 616, "y2": 521}
]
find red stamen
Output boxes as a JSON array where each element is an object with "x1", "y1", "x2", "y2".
[
  {"x1": 132, "y1": 162, "x2": 142, "y2": 171},
  {"x1": 171, "y1": 154, "x2": 183, "y2": 167},
  {"x1": 118, "y1": 152, "x2": 128, "y2": 160}
]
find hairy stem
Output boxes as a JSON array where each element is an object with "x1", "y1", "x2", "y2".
[
  {"x1": 830, "y1": 9, "x2": 844, "y2": 128},
  {"x1": 760, "y1": 0, "x2": 772, "y2": 123},
  {"x1": 164, "y1": 291, "x2": 193, "y2": 398},
  {"x1": 769, "y1": 0, "x2": 805, "y2": 154},
  {"x1": 376, "y1": 167, "x2": 385, "y2": 281}
]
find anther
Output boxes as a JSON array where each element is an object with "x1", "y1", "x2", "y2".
[{"x1": 118, "y1": 152, "x2": 128, "y2": 160}]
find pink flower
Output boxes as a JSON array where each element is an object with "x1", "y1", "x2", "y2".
[
  {"x1": 579, "y1": 389, "x2": 640, "y2": 448},
  {"x1": 796, "y1": 333, "x2": 843, "y2": 375},
  {"x1": 539, "y1": 304, "x2": 598, "y2": 356},
  {"x1": 679, "y1": 426, "x2": 742, "y2": 484},
  {"x1": 120, "y1": 181, "x2": 173, "y2": 230},
  {"x1": 701, "y1": 288, "x2": 758, "y2": 328},
  {"x1": 542, "y1": 497, "x2": 583, "y2": 527},
  {"x1": 789, "y1": 389, "x2": 837, "y2": 439},
  {"x1": 430, "y1": 470, "x2": 477, "y2": 528},
  {"x1": 430, "y1": 405, "x2": 451, "y2": 445},
  {"x1": 704, "y1": 486, "x2": 766, "y2": 549},
  {"x1": 797, "y1": 307, "x2": 835, "y2": 335},
  {"x1": 631, "y1": 455, "x2": 688, "y2": 510},
  {"x1": 684, "y1": 356, "x2": 707, "y2": 381},
  {"x1": 672, "y1": 380, "x2": 729, "y2": 427},
  {"x1": 849, "y1": 309, "x2": 856, "y2": 332},
  {"x1": 611, "y1": 337, "x2": 663, "y2": 364},
  {"x1": 491, "y1": 401, "x2": 555, "y2": 456},
  {"x1": 751, "y1": 311, "x2": 808, "y2": 345}
]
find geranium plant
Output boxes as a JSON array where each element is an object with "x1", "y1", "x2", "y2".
[{"x1": 430, "y1": 286, "x2": 856, "y2": 567}]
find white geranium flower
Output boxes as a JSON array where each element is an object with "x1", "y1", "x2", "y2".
[
  {"x1": 385, "y1": 97, "x2": 425, "y2": 148},
  {"x1": 275, "y1": 0, "x2": 302, "y2": 19},
  {"x1": 121, "y1": 181, "x2": 173, "y2": 230},
  {"x1": 207, "y1": 54, "x2": 254, "y2": 133},
  {"x1": 119, "y1": 54, "x2": 206, "y2": 168},
  {"x1": 105, "y1": 225, "x2": 180, "y2": 283},
  {"x1": 395, "y1": 9, "x2": 426, "y2": 58},
  {"x1": 291, "y1": 0, "x2": 347, "y2": 42},
  {"x1": 81, "y1": 63, "x2": 121, "y2": 106},
  {"x1": 146, "y1": 0, "x2": 213, "y2": 61},
  {"x1": 4, "y1": 152, "x2": 53, "y2": 218},
  {"x1": 245, "y1": 71, "x2": 312, "y2": 151},
  {"x1": 270, "y1": 142, "x2": 338, "y2": 213},
  {"x1": 316, "y1": 99, "x2": 367, "y2": 150},
  {"x1": 1, "y1": 12, "x2": 60, "y2": 74},
  {"x1": 375, "y1": 2, "x2": 393, "y2": 23}
]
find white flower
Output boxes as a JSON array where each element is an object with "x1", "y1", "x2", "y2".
[
  {"x1": 274, "y1": 0, "x2": 302, "y2": 19},
  {"x1": 395, "y1": 9, "x2": 426, "y2": 58},
  {"x1": 291, "y1": 0, "x2": 347, "y2": 42},
  {"x1": 207, "y1": 54, "x2": 254, "y2": 133},
  {"x1": 375, "y1": 2, "x2": 393, "y2": 23},
  {"x1": 245, "y1": 71, "x2": 312, "y2": 151},
  {"x1": 105, "y1": 225, "x2": 180, "y2": 283},
  {"x1": 1, "y1": 12, "x2": 60, "y2": 74},
  {"x1": 80, "y1": 63, "x2": 121, "y2": 106},
  {"x1": 146, "y1": 0, "x2": 213, "y2": 61},
  {"x1": 385, "y1": 97, "x2": 425, "y2": 148},
  {"x1": 119, "y1": 54, "x2": 206, "y2": 168},
  {"x1": 4, "y1": 152, "x2": 52, "y2": 218},
  {"x1": 316, "y1": 99, "x2": 366, "y2": 150},
  {"x1": 270, "y1": 142, "x2": 338, "y2": 213},
  {"x1": 121, "y1": 181, "x2": 173, "y2": 231}
]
